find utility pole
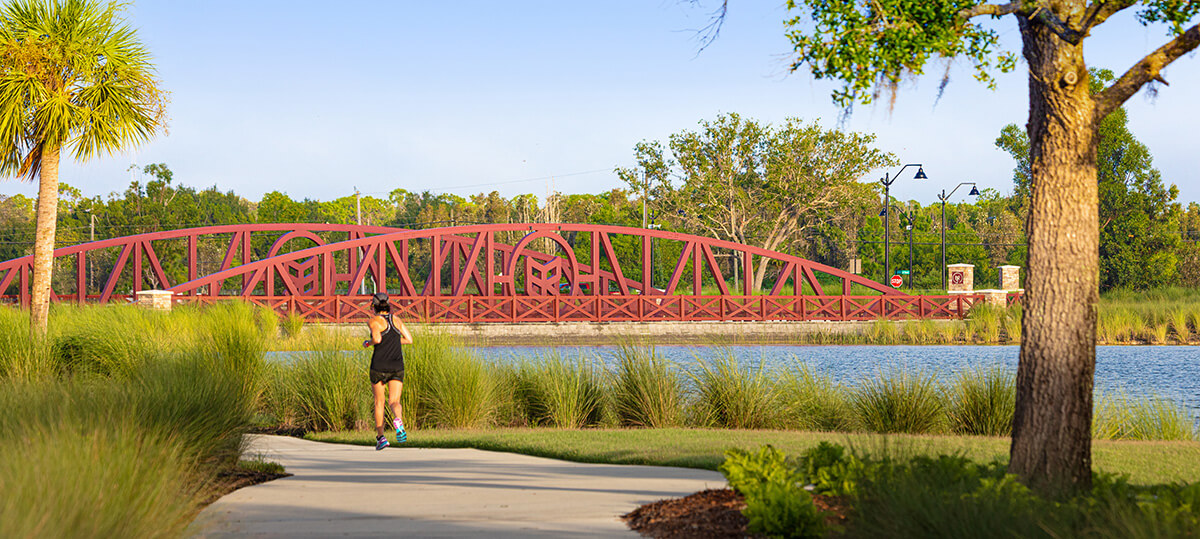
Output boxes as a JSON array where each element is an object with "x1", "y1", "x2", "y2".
[
  {"x1": 355, "y1": 188, "x2": 365, "y2": 294},
  {"x1": 89, "y1": 213, "x2": 95, "y2": 243}
]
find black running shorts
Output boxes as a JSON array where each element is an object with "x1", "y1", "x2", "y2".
[{"x1": 369, "y1": 369, "x2": 405, "y2": 384}]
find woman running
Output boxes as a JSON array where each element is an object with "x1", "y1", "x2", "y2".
[{"x1": 362, "y1": 292, "x2": 413, "y2": 450}]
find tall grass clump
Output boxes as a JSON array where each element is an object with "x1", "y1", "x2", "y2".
[
  {"x1": 849, "y1": 369, "x2": 945, "y2": 434},
  {"x1": 281, "y1": 311, "x2": 306, "y2": 339},
  {"x1": 943, "y1": 366, "x2": 1015, "y2": 436},
  {"x1": 287, "y1": 345, "x2": 368, "y2": 432},
  {"x1": 902, "y1": 319, "x2": 936, "y2": 345},
  {"x1": 0, "y1": 421, "x2": 206, "y2": 539},
  {"x1": 691, "y1": 350, "x2": 781, "y2": 429},
  {"x1": 610, "y1": 344, "x2": 685, "y2": 428},
  {"x1": 1093, "y1": 392, "x2": 1198, "y2": 441},
  {"x1": 512, "y1": 353, "x2": 604, "y2": 428},
  {"x1": 868, "y1": 318, "x2": 900, "y2": 344},
  {"x1": 0, "y1": 306, "x2": 51, "y2": 378},
  {"x1": 1002, "y1": 305, "x2": 1022, "y2": 343},
  {"x1": 967, "y1": 304, "x2": 1002, "y2": 344},
  {"x1": 49, "y1": 305, "x2": 165, "y2": 376},
  {"x1": 936, "y1": 319, "x2": 964, "y2": 344},
  {"x1": 412, "y1": 333, "x2": 497, "y2": 429},
  {"x1": 776, "y1": 361, "x2": 848, "y2": 431},
  {"x1": 1169, "y1": 307, "x2": 1191, "y2": 343}
]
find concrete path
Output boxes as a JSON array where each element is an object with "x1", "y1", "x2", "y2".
[{"x1": 191, "y1": 435, "x2": 726, "y2": 538}]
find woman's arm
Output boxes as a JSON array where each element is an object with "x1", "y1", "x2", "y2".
[
  {"x1": 363, "y1": 316, "x2": 385, "y2": 348},
  {"x1": 396, "y1": 320, "x2": 414, "y2": 345}
]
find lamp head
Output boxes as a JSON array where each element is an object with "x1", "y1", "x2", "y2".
[
  {"x1": 878, "y1": 208, "x2": 888, "y2": 217},
  {"x1": 913, "y1": 166, "x2": 928, "y2": 180},
  {"x1": 969, "y1": 185, "x2": 981, "y2": 196}
]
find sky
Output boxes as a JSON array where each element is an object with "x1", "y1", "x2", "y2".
[{"x1": 1, "y1": 1, "x2": 1197, "y2": 207}]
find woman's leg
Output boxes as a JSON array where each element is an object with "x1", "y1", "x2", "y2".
[
  {"x1": 387, "y1": 379, "x2": 404, "y2": 430},
  {"x1": 372, "y1": 381, "x2": 387, "y2": 438}
]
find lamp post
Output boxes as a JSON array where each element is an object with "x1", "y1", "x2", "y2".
[
  {"x1": 880, "y1": 204, "x2": 916, "y2": 289},
  {"x1": 879, "y1": 164, "x2": 927, "y2": 283},
  {"x1": 937, "y1": 182, "x2": 981, "y2": 290}
]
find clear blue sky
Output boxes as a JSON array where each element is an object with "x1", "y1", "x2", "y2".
[{"x1": 2, "y1": 1, "x2": 1197, "y2": 206}]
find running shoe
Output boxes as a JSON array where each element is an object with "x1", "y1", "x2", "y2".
[
  {"x1": 375, "y1": 435, "x2": 389, "y2": 451},
  {"x1": 396, "y1": 427, "x2": 407, "y2": 444}
]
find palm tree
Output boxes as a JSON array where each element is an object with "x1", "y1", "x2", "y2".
[{"x1": 0, "y1": 0, "x2": 166, "y2": 334}]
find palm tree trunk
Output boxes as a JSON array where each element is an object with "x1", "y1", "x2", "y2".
[{"x1": 29, "y1": 144, "x2": 61, "y2": 335}]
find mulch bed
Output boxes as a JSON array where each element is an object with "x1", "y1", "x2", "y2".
[
  {"x1": 623, "y1": 488, "x2": 851, "y2": 538},
  {"x1": 199, "y1": 466, "x2": 292, "y2": 506}
]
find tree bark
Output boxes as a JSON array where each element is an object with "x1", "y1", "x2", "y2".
[
  {"x1": 1009, "y1": 14, "x2": 1099, "y2": 495},
  {"x1": 29, "y1": 144, "x2": 62, "y2": 335}
]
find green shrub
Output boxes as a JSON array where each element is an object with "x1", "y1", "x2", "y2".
[
  {"x1": 691, "y1": 350, "x2": 781, "y2": 429},
  {"x1": 944, "y1": 366, "x2": 1015, "y2": 436},
  {"x1": 742, "y1": 480, "x2": 826, "y2": 539},
  {"x1": 610, "y1": 344, "x2": 684, "y2": 428},
  {"x1": 776, "y1": 362, "x2": 849, "y2": 431},
  {"x1": 720, "y1": 445, "x2": 826, "y2": 539},
  {"x1": 869, "y1": 318, "x2": 899, "y2": 344},
  {"x1": 850, "y1": 369, "x2": 945, "y2": 434}
]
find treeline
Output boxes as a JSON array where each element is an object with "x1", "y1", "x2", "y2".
[{"x1": 1, "y1": 111, "x2": 1198, "y2": 293}]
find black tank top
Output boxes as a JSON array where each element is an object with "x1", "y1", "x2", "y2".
[{"x1": 369, "y1": 314, "x2": 405, "y2": 372}]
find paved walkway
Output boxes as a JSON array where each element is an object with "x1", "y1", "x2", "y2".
[{"x1": 191, "y1": 435, "x2": 725, "y2": 538}]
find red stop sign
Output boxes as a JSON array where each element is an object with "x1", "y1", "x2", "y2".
[{"x1": 890, "y1": 275, "x2": 903, "y2": 288}]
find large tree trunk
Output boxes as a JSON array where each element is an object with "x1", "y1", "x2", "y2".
[
  {"x1": 1009, "y1": 16, "x2": 1100, "y2": 495},
  {"x1": 29, "y1": 144, "x2": 62, "y2": 335}
]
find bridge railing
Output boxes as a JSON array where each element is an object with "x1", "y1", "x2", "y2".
[{"x1": 172, "y1": 294, "x2": 983, "y2": 323}]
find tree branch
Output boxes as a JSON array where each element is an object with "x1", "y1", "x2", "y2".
[
  {"x1": 958, "y1": 2, "x2": 1082, "y2": 44},
  {"x1": 1079, "y1": 0, "x2": 1135, "y2": 34},
  {"x1": 958, "y1": 2, "x2": 1022, "y2": 21},
  {"x1": 1095, "y1": 22, "x2": 1200, "y2": 120}
]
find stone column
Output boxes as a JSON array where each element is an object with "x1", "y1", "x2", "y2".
[
  {"x1": 947, "y1": 264, "x2": 974, "y2": 294},
  {"x1": 999, "y1": 265, "x2": 1021, "y2": 291},
  {"x1": 135, "y1": 290, "x2": 174, "y2": 311}
]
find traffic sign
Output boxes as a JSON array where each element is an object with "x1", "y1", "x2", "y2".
[
  {"x1": 897, "y1": 270, "x2": 910, "y2": 275},
  {"x1": 890, "y1": 275, "x2": 903, "y2": 288}
]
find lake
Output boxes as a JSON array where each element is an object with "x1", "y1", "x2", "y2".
[{"x1": 473, "y1": 345, "x2": 1200, "y2": 418}]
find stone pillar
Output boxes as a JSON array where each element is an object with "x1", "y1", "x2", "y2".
[
  {"x1": 135, "y1": 290, "x2": 174, "y2": 311},
  {"x1": 947, "y1": 264, "x2": 974, "y2": 294},
  {"x1": 999, "y1": 265, "x2": 1021, "y2": 291},
  {"x1": 978, "y1": 289, "x2": 1008, "y2": 307}
]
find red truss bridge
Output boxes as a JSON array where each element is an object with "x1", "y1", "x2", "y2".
[{"x1": 0, "y1": 223, "x2": 981, "y2": 323}]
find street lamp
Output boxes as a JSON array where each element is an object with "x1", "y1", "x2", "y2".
[
  {"x1": 937, "y1": 182, "x2": 981, "y2": 290},
  {"x1": 879, "y1": 164, "x2": 927, "y2": 283}
]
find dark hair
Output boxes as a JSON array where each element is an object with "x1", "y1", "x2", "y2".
[{"x1": 371, "y1": 292, "x2": 390, "y2": 313}]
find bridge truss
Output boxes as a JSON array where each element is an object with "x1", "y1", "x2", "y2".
[{"x1": 0, "y1": 223, "x2": 980, "y2": 322}]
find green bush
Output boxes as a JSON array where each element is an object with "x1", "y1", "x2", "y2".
[
  {"x1": 849, "y1": 369, "x2": 945, "y2": 434},
  {"x1": 944, "y1": 366, "x2": 1015, "y2": 436},
  {"x1": 419, "y1": 343, "x2": 497, "y2": 429},
  {"x1": 720, "y1": 445, "x2": 826, "y2": 539},
  {"x1": 610, "y1": 344, "x2": 684, "y2": 428}
]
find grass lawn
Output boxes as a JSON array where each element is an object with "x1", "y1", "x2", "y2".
[{"x1": 306, "y1": 428, "x2": 1200, "y2": 486}]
